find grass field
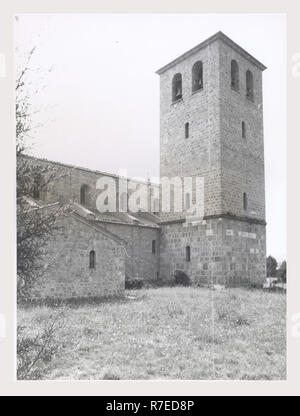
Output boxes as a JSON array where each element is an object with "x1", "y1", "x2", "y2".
[{"x1": 18, "y1": 287, "x2": 286, "y2": 380}]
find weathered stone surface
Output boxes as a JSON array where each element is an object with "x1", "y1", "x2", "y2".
[
  {"x1": 159, "y1": 218, "x2": 266, "y2": 285},
  {"x1": 30, "y1": 214, "x2": 126, "y2": 299},
  {"x1": 103, "y1": 222, "x2": 160, "y2": 281},
  {"x1": 158, "y1": 33, "x2": 266, "y2": 285}
]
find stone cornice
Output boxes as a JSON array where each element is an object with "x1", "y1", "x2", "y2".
[
  {"x1": 159, "y1": 213, "x2": 266, "y2": 226},
  {"x1": 156, "y1": 31, "x2": 267, "y2": 75}
]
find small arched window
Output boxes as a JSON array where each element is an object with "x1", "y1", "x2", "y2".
[
  {"x1": 80, "y1": 184, "x2": 89, "y2": 206},
  {"x1": 172, "y1": 73, "x2": 182, "y2": 102},
  {"x1": 243, "y1": 192, "x2": 248, "y2": 211},
  {"x1": 89, "y1": 250, "x2": 95, "y2": 269},
  {"x1": 185, "y1": 122, "x2": 189, "y2": 139},
  {"x1": 152, "y1": 240, "x2": 156, "y2": 254},
  {"x1": 246, "y1": 70, "x2": 254, "y2": 101},
  {"x1": 120, "y1": 192, "x2": 128, "y2": 212},
  {"x1": 192, "y1": 61, "x2": 203, "y2": 93},
  {"x1": 231, "y1": 60, "x2": 239, "y2": 91},
  {"x1": 185, "y1": 193, "x2": 190, "y2": 210},
  {"x1": 242, "y1": 121, "x2": 246, "y2": 138},
  {"x1": 186, "y1": 246, "x2": 191, "y2": 262}
]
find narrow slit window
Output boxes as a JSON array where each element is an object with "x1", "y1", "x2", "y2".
[
  {"x1": 89, "y1": 250, "x2": 95, "y2": 269},
  {"x1": 185, "y1": 122, "x2": 189, "y2": 139},
  {"x1": 186, "y1": 246, "x2": 191, "y2": 262},
  {"x1": 152, "y1": 240, "x2": 156, "y2": 254},
  {"x1": 243, "y1": 192, "x2": 248, "y2": 211},
  {"x1": 242, "y1": 121, "x2": 246, "y2": 138}
]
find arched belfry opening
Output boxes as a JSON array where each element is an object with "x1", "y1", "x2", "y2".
[
  {"x1": 192, "y1": 61, "x2": 203, "y2": 92},
  {"x1": 246, "y1": 70, "x2": 254, "y2": 100},
  {"x1": 172, "y1": 73, "x2": 182, "y2": 102},
  {"x1": 231, "y1": 60, "x2": 239, "y2": 90}
]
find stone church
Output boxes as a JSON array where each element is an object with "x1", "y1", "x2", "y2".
[{"x1": 25, "y1": 31, "x2": 267, "y2": 300}]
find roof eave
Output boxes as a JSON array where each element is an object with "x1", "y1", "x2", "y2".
[{"x1": 155, "y1": 31, "x2": 267, "y2": 75}]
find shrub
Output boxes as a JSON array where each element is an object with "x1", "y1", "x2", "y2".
[
  {"x1": 174, "y1": 270, "x2": 190, "y2": 286},
  {"x1": 103, "y1": 370, "x2": 121, "y2": 380},
  {"x1": 17, "y1": 313, "x2": 65, "y2": 380},
  {"x1": 125, "y1": 278, "x2": 144, "y2": 289}
]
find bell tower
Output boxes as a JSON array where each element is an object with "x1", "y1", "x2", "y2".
[{"x1": 156, "y1": 32, "x2": 267, "y2": 286}]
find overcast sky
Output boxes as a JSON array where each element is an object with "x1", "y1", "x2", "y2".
[{"x1": 14, "y1": 13, "x2": 286, "y2": 262}]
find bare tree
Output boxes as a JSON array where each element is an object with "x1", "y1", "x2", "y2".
[
  {"x1": 16, "y1": 44, "x2": 69, "y2": 379},
  {"x1": 16, "y1": 46, "x2": 36, "y2": 155},
  {"x1": 17, "y1": 313, "x2": 65, "y2": 380},
  {"x1": 16, "y1": 46, "x2": 69, "y2": 301}
]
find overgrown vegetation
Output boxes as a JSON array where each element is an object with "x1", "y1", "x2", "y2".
[
  {"x1": 18, "y1": 287, "x2": 286, "y2": 380},
  {"x1": 16, "y1": 45, "x2": 67, "y2": 378},
  {"x1": 125, "y1": 278, "x2": 144, "y2": 289},
  {"x1": 266, "y1": 255, "x2": 287, "y2": 282},
  {"x1": 17, "y1": 312, "x2": 65, "y2": 380},
  {"x1": 16, "y1": 47, "x2": 68, "y2": 301},
  {"x1": 174, "y1": 270, "x2": 190, "y2": 286}
]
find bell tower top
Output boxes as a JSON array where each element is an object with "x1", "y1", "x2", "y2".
[{"x1": 156, "y1": 31, "x2": 266, "y2": 75}]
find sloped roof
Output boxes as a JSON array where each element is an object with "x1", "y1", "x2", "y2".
[
  {"x1": 21, "y1": 196, "x2": 60, "y2": 212},
  {"x1": 21, "y1": 197, "x2": 128, "y2": 246},
  {"x1": 156, "y1": 31, "x2": 267, "y2": 75},
  {"x1": 68, "y1": 212, "x2": 127, "y2": 246},
  {"x1": 20, "y1": 154, "x2": 159, "y2": 189},
  {"x1": 87, "y1": 209, "x2": 160, "y2": 229}
]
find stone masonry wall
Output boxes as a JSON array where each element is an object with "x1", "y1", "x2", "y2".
[
  {"x1": 218, "y1": 40, "x2": 265, "y2": 220},
  {"x1": 159, "y1": 39, "x2": 222, "y2": 221},
  {"x1": 22, "y1": 155, "x2": 161, "y2": 285},
  {"x1": 102, "y1": 223, "x2": 160, "y2": 281},
  {"x1": 30, "y1": 215, "x2": 125, "y2": 299},
  {"x1": 22, "y1": 33, "x2": 268, "y2": 293},
  {"x1": 158, "y1": 35, "x2": 266, "y2": 286},
  {"x1": 24, "y1": 156, "x2": 159, "y2": 214},
  {"x1": 160, "y1": 217, "x2": 266, "y2": 286}
]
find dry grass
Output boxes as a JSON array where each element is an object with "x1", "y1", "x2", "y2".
[{"x1": 17, "y1": 287, "x2": 286, "y2": 380}]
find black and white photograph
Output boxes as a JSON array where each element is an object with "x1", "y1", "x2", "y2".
[{"x1": 14, "y1": 13, "x2": 286, "y2": 381}]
